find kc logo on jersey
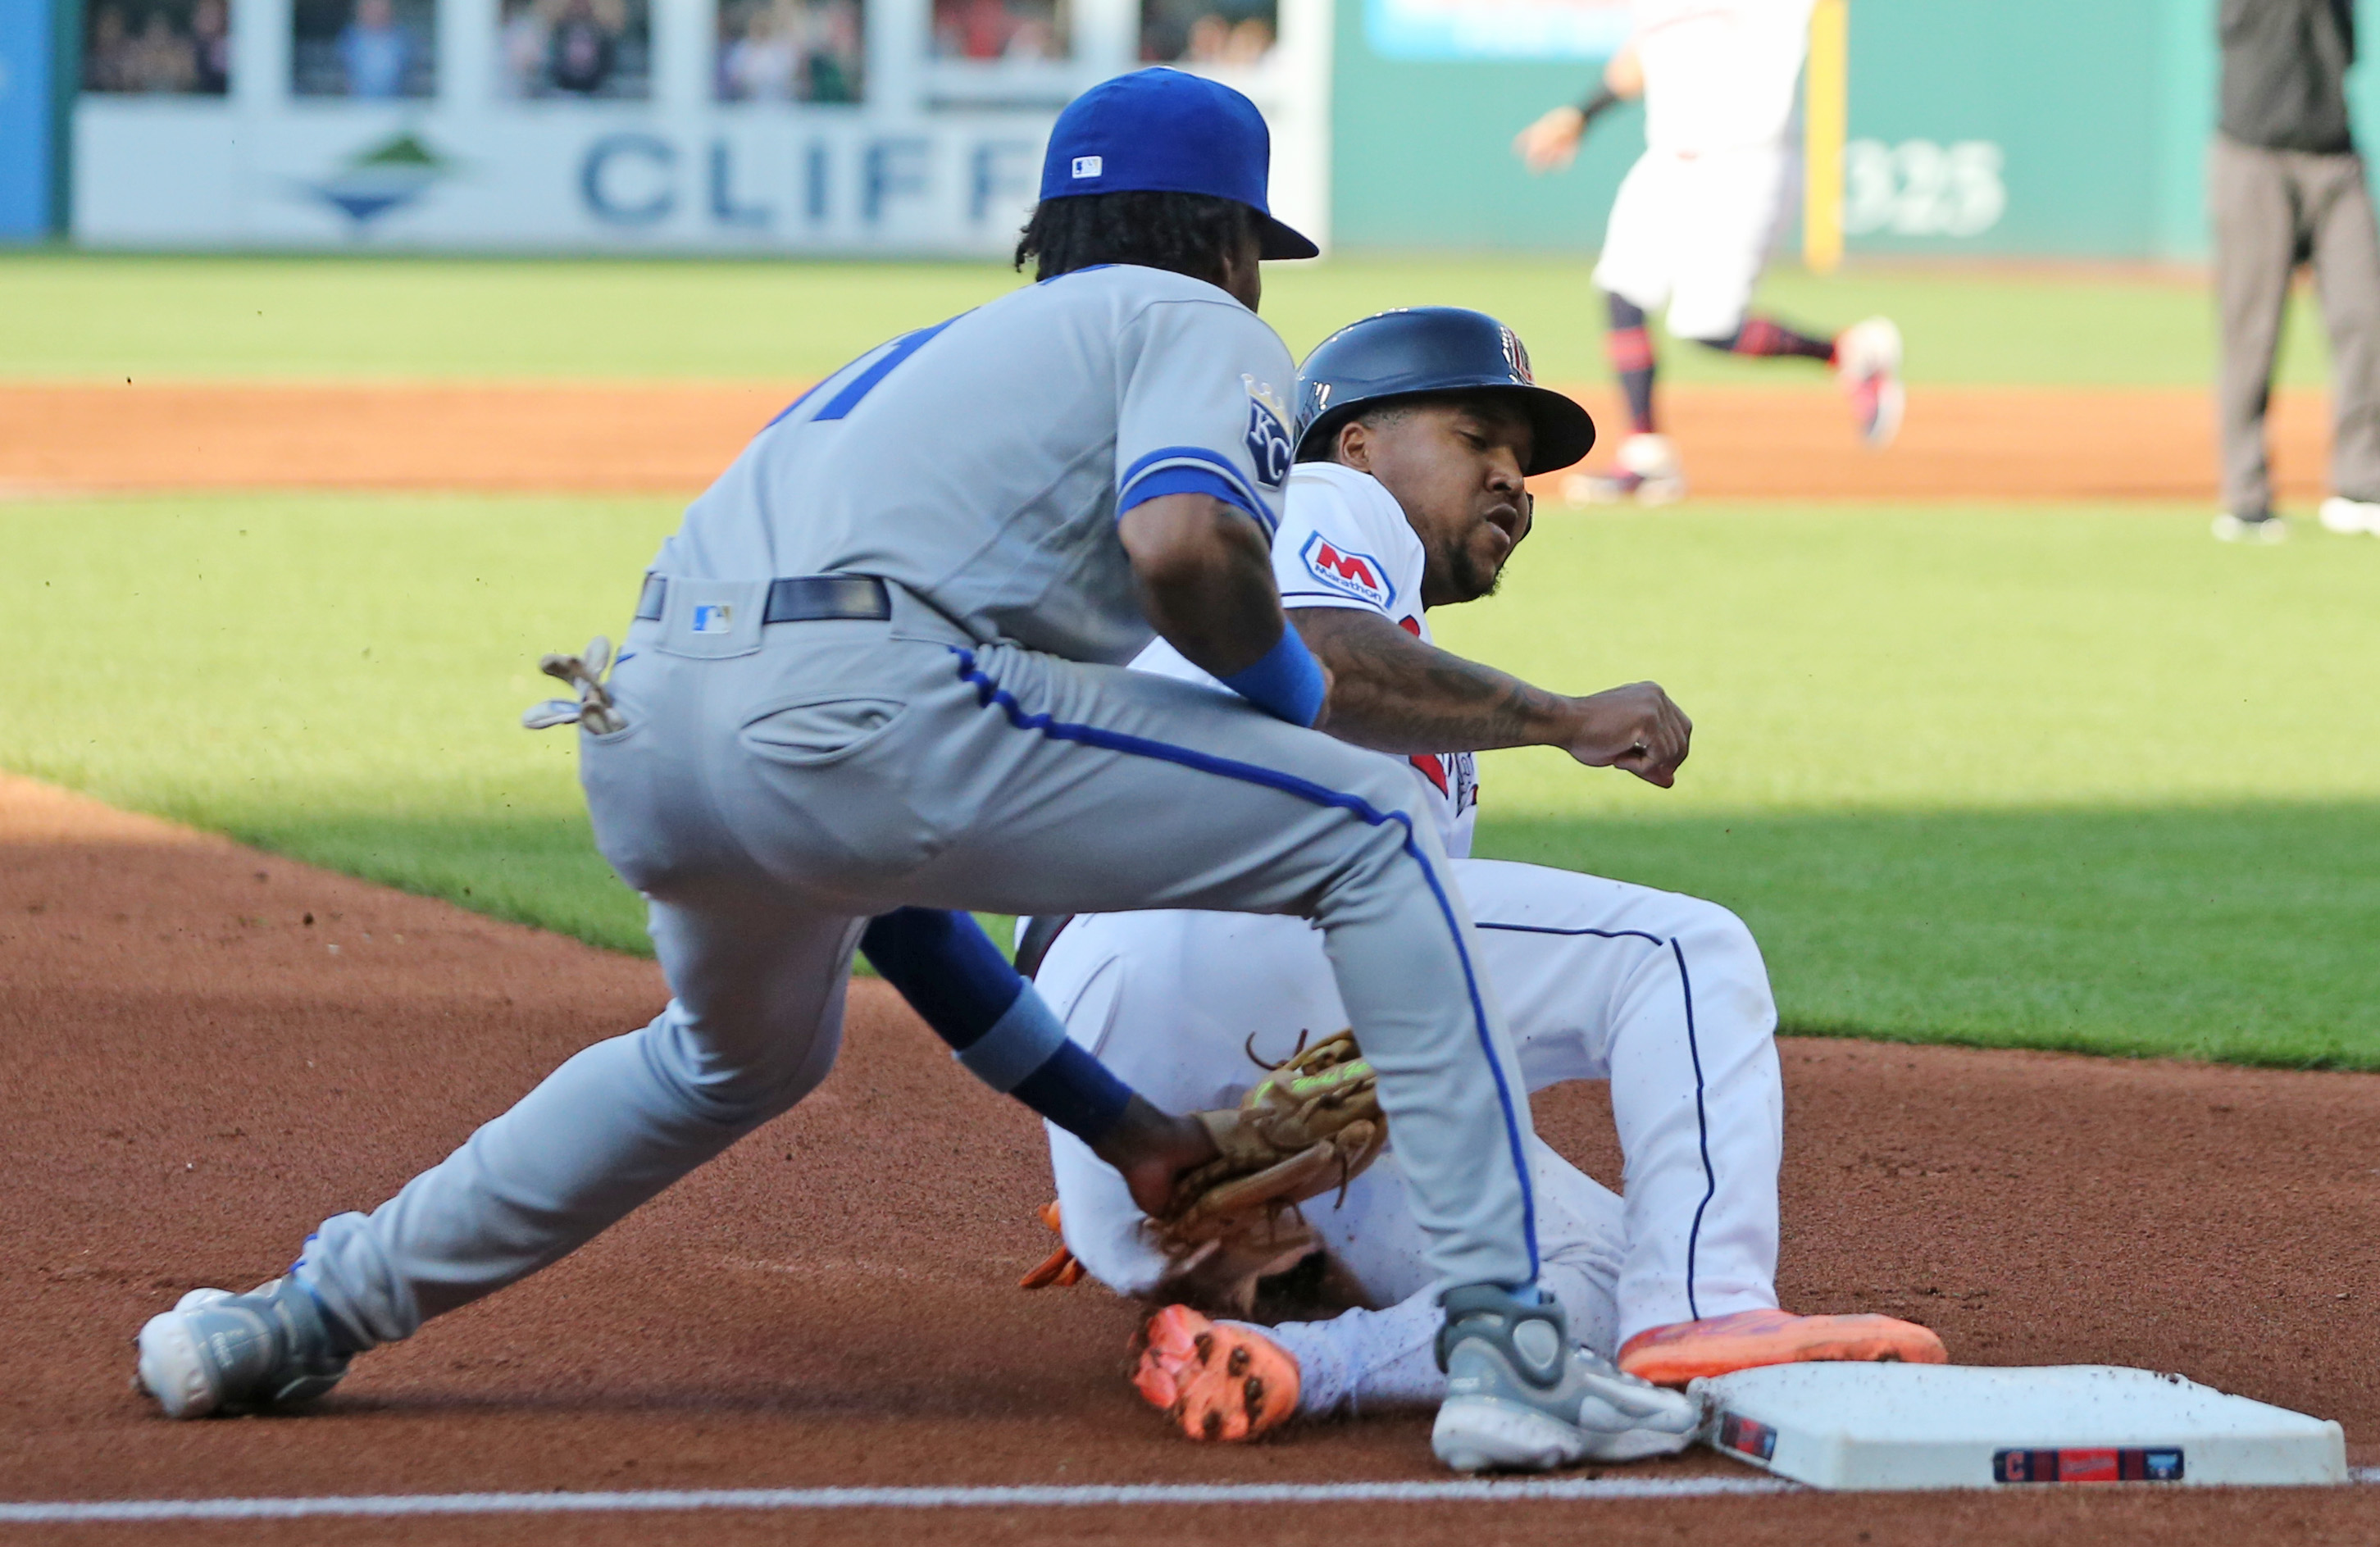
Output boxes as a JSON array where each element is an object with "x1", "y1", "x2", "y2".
[
  {"x1": 1299, "y1": 532, "x2": 1393, "y2": 609},
  {"x1": 1243, "y1": 375, "x2": 1293, "y2": 489}
]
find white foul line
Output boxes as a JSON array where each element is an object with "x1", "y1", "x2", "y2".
[
  {"x1": 0, "y1": 1477, "x2": 1793, "y2": 1524},
  {"x1": 7, "y1": 1470, "x2": 2373, "y2": 1522}
]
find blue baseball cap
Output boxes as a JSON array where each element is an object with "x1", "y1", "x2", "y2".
[{"x1": 1039, "y1": 67, "x2": 1318, "y2": 261}]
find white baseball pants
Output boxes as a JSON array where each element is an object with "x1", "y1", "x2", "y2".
[
  {"x1": 1592, "y1": 143, "x2": 1798, "y2": 342},
  {"x1": 1037, "y1": 859, "x2": 1782, "y2": 1408}
]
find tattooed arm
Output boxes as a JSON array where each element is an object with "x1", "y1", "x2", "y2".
[{"x1": 1291, "y1": 607, "x2": 1693, "y2": 789}]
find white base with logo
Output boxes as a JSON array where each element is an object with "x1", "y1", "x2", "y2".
[{"x1": 1692, "y1": 1364, "x2": 2347, "y2": 1490}]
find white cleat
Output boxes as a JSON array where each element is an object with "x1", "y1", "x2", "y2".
[
  {"x1": 2212, "y1": 511, "x2": 2290, "y2": 544},
  {"x1": 134, "y1": 1279, "x2": 351, "y2": 1419},
  {"x1": 2318, "y1": 495, "x2": 2380, "y2": 535},
  {"x1": 1429, "y1": 1285, "x2": 1700, "y2": 1473},
  {"x1": 1559, "y1": 433, "x2": 1686, "y2": 507},
  {"x1": 1835, "y1": 316, "x2": 1904, "y2": 449}
]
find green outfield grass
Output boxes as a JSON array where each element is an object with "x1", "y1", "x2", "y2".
[
  {"x1": 6, "y1": 492, "x2": 2375, "y2": 1067},
  {"x1": 0, "y1": 250, "x2": 2341, "y2": 390}
]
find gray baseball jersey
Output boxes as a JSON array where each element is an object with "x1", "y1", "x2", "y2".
[
  {"x1": 292, "y1": 266, "x2": 1545, "y2": 1357},
  {"x1": 659, "y1": 265, "x2": 1297, "y2": 665}
]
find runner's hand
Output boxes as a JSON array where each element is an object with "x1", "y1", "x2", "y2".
[{"x1": 1565, "y1": 681, "x2": 1691, "y2": 787}]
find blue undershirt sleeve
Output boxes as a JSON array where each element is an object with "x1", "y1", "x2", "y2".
[{"x1": 858, "y1": 908, "x2": 1134, "y2": 1143}]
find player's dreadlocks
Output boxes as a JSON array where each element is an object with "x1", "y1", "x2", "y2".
[{"x1": 1014, "y1": 190, "x2": 1256, "y2": 287}]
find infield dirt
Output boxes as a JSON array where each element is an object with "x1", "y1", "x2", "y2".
[
  {"x1": 0, "y1": 380, "x2": 2345, "y2": 503},
  {"x1": 5, "y1": 770, "x2": 2377, "y2": 1545}
]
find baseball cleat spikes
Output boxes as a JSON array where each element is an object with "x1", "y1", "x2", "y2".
[
  {"x1": 134, "y1": 1278, "x2": 352, "y2": 1419},
  {"x1": 1616, "y1": 1307, "x2": 1947, "y2": 1387},
  {"x1": 1132, "y1": 1304, "x2": 1299, "y2": 1442}
]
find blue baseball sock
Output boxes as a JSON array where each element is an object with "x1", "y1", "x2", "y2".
[{"x1": 859, "y1": 908, "x2": 1135, "y2": 1144}]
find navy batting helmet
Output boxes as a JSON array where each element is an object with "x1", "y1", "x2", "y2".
[{"x1": 1293, "y1": 307, "x2": 1595, "y2": 475}]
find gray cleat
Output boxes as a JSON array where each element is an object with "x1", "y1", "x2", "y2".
[
  {"x1": 1430, "y1": 1284, "x2": 1700, "y2": 1472},
  {"x1": 134, "y1": 1278, "x2": 352, "y2": 1418}
]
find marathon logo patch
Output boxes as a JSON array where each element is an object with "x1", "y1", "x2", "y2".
[
  {"x1": 1299, "y1": 533, "x2": 1392, "y2": 609},
  {"x1": 1243, "y1": 375, "x2": 1294, "y2": 488}
]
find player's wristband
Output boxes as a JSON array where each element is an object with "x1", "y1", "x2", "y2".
[
  {"x1": 1218, "y1": 625, "x2": 1327, "y2": 727},
  {"x1": 1576, "y1": 83, "x2": 1622, "y2": 125}
]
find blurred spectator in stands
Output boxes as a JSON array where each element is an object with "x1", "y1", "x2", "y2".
[
  {"x1": 125, "y1": 9, "x2": 198, "y2": 89},
  {"x1": 722, "y1": 4, "x2": 799, "y2": 99},
  {"x1": 548, "y1": 0, "x2": 617, "y2": 93},
  {"x1": 933, "y1": 0, "x2": 1063, "y2": 60},
  {"x1": 719, "y1": 0, "x2": 861, "y2": 102},
  {"x1": 190, "y1": 0, "x2": 230, "y2": 91},
  {"x1": 85, "y1": 0, "x2": 234, "y2": 93},
  {"x1": 935, "y1": 0, "x2": 1011, "y2": 58},
  {"x1": 804, "y1": 0, "x2": 862, "y2": 100},
  {"x1": 2212, "y1": 0, "x2": 2380, "y2": 542},
  {"x1": 337, "y1": 0, "x2": 415, "y2": 98},
  {"x1": 84, "y1": 3, "x2": 130, "y2": 89},
  {"x1": 498, "y1": 0, "x2": 553, "y2": 95},
  {"x1": 1140, "y1": 0, "x2": 1272, "y2": 65}
]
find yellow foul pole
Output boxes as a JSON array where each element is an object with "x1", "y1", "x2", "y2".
[{"x1": 1804, "y1": 0, "x2": 1847, "y2": 274}]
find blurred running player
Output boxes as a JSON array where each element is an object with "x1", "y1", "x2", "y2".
[{"x1": 1515, "y1": 2, "x2": 1904, "y2": 504}]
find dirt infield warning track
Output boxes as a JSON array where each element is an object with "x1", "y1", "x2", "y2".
[
  {"x1": 0, "y1": 380, "x2": 2348, "y2": 503},
  {"x1": 5, "y1": 771, "x2": 2379, "y2": 1545}
]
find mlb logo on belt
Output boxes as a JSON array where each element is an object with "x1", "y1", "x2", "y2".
[
  {"x1": 1299, "y1": 532, "x2": 1392, "y2": 609},
  {"x1": 692, "y1": 603, "x2": 735, "y2": 634}
]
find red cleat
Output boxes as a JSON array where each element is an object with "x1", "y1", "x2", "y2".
[
  {"x1": 1132, "y1": 1304, "x2": 1299, "y2": 1442},
  {"x1": 1618, "y1": 1308, "x2": 1945, "y2": 1387}
]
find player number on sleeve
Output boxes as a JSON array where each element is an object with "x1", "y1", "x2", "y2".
[{"x1": 1842, "y1": 139, "x2": 2006, "y2": 239}]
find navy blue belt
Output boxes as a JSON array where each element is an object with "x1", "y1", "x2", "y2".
[{"x1": 635, "y1": 573, "x2": 891, "y2": 625}]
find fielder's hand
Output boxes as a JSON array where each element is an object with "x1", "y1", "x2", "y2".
[
  {"x1": 1514, "y1": 106, "x2": 1586, "y2": 172},
  {"x1": 1566, "y1": 680, "x2": 1692, "y2": 787}
]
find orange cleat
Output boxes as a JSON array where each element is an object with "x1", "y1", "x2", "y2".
[
  {"x1": 1018, "y1": 1200, "x2": 1085, "y2": 1289},
  {"x1": 1617, "y1": 1308, "x2": 1946, "y2": 1387},
  {"x1": 1132, "y1": 1304, "x2": 1299, "y2": 1442}
]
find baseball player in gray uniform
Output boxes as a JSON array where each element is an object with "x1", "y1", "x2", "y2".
[{"x1": 132, "y1": 67, "x2": 1697, "y2": 1473}]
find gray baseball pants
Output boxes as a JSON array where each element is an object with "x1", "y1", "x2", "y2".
[
  {"x1": 2210, "y1": 133, "x2": 2380, "y2": 516},
  {"x1": 297, "y1": 579, "x2": 1540, "y2": 1345}
]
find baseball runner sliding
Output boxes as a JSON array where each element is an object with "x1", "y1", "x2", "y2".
[
  {"x1": 131, "y1": 69, "x2": 1704, "y2": 1475},
  {"x1": 1017, "y1": 308, "x2": 1945, "y2": 1447},
  {"x1": 1513, "y1": 0, "x2": 1905, "y2": 503}
]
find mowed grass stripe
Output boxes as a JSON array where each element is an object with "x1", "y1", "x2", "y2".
[
  {"x1": 5, "y1": 494, "x2": 2375, "y2": 1066},
  {"x1": 0, "y1": 251, "x2": 2339, "y2": 389}
]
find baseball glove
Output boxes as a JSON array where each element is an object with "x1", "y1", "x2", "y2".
[
  {"x1": 1161, "y1": 1030, "x2": 1386, "y2": 1242},
  {"x1": 1017, "y1": 1031, "x2": 1388, "y2": 1313},
  {"x1": 1150, "y1": 1031, "x2": 1386, "y2": 1309}
]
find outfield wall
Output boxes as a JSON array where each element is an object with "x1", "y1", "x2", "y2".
[
  {"x1": 1334, "y1": 0, "x2": 2379, "y2": 260},
  {"x1": 23, "y1": 0, "x2": 2380, "y2": 256},
  {"x1": 54, "y1": 0, "x2": 1330, "y2": 252}
]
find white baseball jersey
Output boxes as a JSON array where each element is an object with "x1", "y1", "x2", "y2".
[
  {"x1": 654, "y1": 265, "x2": 1298, "y2": 667},
  {"x1": 1135, "y1": 461, "x2": 1480, "y2": 857},
  {"x1": 1632, "y1": 0, "x2": 1817, "y2": 154}
]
